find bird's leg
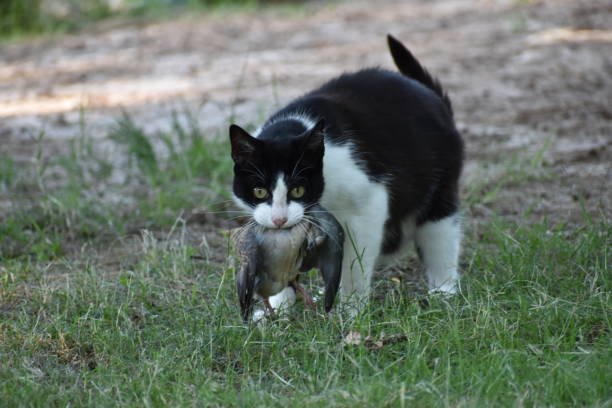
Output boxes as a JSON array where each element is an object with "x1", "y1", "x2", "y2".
[
  {"x1": 289, "y1": 281, "x2": 317, "y2": 312},
  {"x1": 306, "y1": 234, "x2": 326, "y2": 251},
  {"x1": 263, "y1": 298, "x2": 276, "y2": 318}
]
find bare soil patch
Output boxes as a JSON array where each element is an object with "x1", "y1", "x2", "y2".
[{"x1": 1, "y1": 0, "x2": 610, "y2": 226}]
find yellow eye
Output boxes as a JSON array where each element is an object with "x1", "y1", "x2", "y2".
[
  {"x1": 290, "y1": 186, "x2": 305, "y2": 198},
  {"x1": 253, "y1": 187, "x2": 268, "y2": 199}
]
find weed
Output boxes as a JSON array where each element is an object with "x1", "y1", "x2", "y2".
[
  {"x1": 0, "y1": 112, "x2": 610, "y2": 406},
  {"x1": 0, "y1": 0, "x2": 298, "y2": 39},
  {"x1": 0, "y1": 109, "x2": 232, "y2": 261}
]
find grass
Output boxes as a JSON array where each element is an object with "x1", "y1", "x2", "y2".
[
  {"x1": 0, "y1": 109, "x2": 232, "y2": 261},
  {"x1": 0, "y1": 0, "x2": 300, "y2": 39},
  {"x1": 0, "y1": 112, "x2": 610, "y2": 407}
]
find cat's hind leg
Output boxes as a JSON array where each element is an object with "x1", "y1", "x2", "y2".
[{"x1": 416, "y1": 213, "x2": 462, "y2": 294}]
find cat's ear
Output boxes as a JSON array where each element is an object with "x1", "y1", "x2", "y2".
[
  {"x1": 229, "y1": 124, "x2": 259, "y2": 164},
  {"x1": 304, "y1": 118, "x2": 326, "y2": 157}
]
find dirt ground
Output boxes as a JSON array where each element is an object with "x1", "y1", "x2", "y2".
[{"x1": 1, "y1": 0, "x2": 611, "y2": 227}]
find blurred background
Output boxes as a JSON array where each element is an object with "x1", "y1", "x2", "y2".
[
  {"x1": 0, "y1": 0, "x2": 272, "y2": 35},
  {"x1": 1, "y1": 0, "x2": 610, "y2": 232}
]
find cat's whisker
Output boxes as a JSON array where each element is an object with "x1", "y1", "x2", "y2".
[
  {"x1": 227, "y1": 216, "x2": 252, "y2": 223},
  {"x1": 306, "y1": 210, "x2": 351, "y2": 214},
  {"x1": 290, "y1": 152, "x2": 306, "y2": 180},
  {"x1": 205, "y1": 199, "x2": 236, "y2": 206},
  {"x1": 248, "y1": 163, "x2": 267, "y2": 183},
  {"x1": 301, "y1": 212, "x2": 346, "y2": 249},
  {"x1": 193, "y1": 210, "x2": 249, "y2": 215},
  {"x1": 292, "y1": 165, "x2": 313, "y2": 180},
  {"x1": 300, "y1": 216, "x2": 334, "y2": 244}
]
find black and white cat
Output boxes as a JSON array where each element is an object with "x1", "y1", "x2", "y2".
[{"x1": 229, "y1": 35, "x2": 464, "y2": 314}]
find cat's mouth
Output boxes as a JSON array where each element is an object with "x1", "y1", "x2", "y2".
[
  {"x1": 252, "y1": 203, "x2": 305, "y2": 229},
  {"x1": 262, "y1": 218, "x2": 302, "y2": 230},
  {"x1": 252, "y1": 215, "x2": 305, "y2": 231}
]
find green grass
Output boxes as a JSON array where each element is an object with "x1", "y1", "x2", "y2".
[
  {"x1": 0, "y1": 112, "x2": 610, "y2": 407},
  {"x1": 0, "y1": 109, "x2": 232, "y2": 261},
  {"x1": 0, "y1": 0, "x2": 299, "y2": 39}
]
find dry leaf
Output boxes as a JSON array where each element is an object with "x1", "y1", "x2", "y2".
[
  {"x1": 365, "y1": 334, "x2": 384, "y2": 350},
  {"x1": 343, "y1": 330, "x2": 362, "y2": 346},
  {"x1": 343, "y1": 330, "x2": 408, "y2": 349}
]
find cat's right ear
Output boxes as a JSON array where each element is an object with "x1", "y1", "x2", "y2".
[
  {"x1": 229, "y1": 124, "x2": 258, "y2": 165},
  {"x1": 303, "y1": 118, "x2": 326, "y2": 158}
]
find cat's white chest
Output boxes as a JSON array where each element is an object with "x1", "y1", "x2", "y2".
[
  {"x1": 320, "y1": 143, "x2": 384, "y2": 213},
  {"x1": 320, "y1": 142, "x2": 393, "y2": 260}
]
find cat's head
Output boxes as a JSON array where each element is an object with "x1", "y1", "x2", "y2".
[{"x1": 229, "y1": 119, "x2": 325, "y2": 229}]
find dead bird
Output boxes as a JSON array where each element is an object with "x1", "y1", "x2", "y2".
[{"x1": 233, "y1": 204, "x2": 344, "y2": 323}]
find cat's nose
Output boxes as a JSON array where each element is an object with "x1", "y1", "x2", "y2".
[{"x1": 272, "y1": 216, "x2": 288, "y2": 228}]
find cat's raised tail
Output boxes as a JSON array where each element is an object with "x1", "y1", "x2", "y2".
[{"x1": 386, "y1": 34, "x2": 453, "y2": 117}]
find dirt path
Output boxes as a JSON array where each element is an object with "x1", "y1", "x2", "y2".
[{"x1": 1, "y1": 0, "x2": 610, "y2": 225}]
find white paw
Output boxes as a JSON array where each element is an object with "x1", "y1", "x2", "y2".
[
  {"x1": 252, "y1": 309, "x2": 267, "y2": 323},
  {"x1": 268, "y1": 286, "x2": 296, "y2": 311},
  {"x1": 337, "y1": 291, "x2": 369, "y2": 319},
  {"x1": 428, "y1": 281, "x2": 459, "y2": 295},
  {"x1": 252, "y1": 287, "x2": 297, "y2": 324}
]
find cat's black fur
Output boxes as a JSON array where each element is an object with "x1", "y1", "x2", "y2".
[
  {"x1": 230, "y1": 119, "x2": 326, "y2": 209},
  {"x1": 230, "y1": 35, "x2": 463, "y2": 255}
]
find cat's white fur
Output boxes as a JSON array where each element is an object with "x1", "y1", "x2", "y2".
[
  {"x1": 233, "y1": 114, "x2": 461, "y2": 316},
  {"x1": 416, "y1": 215, "x2": 462, "y2": 294},
  {"x1": 319, "y1": 143, "x2": 389, "y2": 308},
  {"x1": 252, "y1": 112, "x2": 316, "y2": 138}
]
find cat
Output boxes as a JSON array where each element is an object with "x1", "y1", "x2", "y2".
[{"x1": 229, "y1": 35, "x2": 464, "y2": 315}]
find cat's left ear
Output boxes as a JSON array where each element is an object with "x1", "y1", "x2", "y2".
[
  {"x1": 304, "y1": 119, "x2": 326, "y2": 157},
  {"x1": 229, "y1": 124, "x2": 259, "y2": 165}
]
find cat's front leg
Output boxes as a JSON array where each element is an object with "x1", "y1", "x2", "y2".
[
  {"x1": 416, "y1": 213, "x2": 462, "y2": 294},
  {"x1": 337, "y1": 210, "x2": 387, "y2": 315}
]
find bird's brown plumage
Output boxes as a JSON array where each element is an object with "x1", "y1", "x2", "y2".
[{"x1": 233, "y1": 205, "x2": 344, "y2": 323}]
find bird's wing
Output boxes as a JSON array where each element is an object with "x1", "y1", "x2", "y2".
[
  {"x1": 311, "y1": 205, "x2": 344, "y2": 312},
  {"x1": 235, "y1": 227, "x2": 260, "y2": 323}
]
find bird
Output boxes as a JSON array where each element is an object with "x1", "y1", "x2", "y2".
[{"x1": 233, "y1": 204, "x2": 344, "y2": 323}]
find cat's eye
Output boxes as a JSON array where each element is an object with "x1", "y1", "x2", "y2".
[
  {"x1": 253, "y1": 187, "x2": 268, "y2": 199},
  {"x1": 290, "y1": 186, "x2": 306, "y2": 198}
]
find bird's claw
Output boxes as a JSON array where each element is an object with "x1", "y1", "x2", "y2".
[{"x1": 290, "y1": 281, "x2": 318, "y2": 312}]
